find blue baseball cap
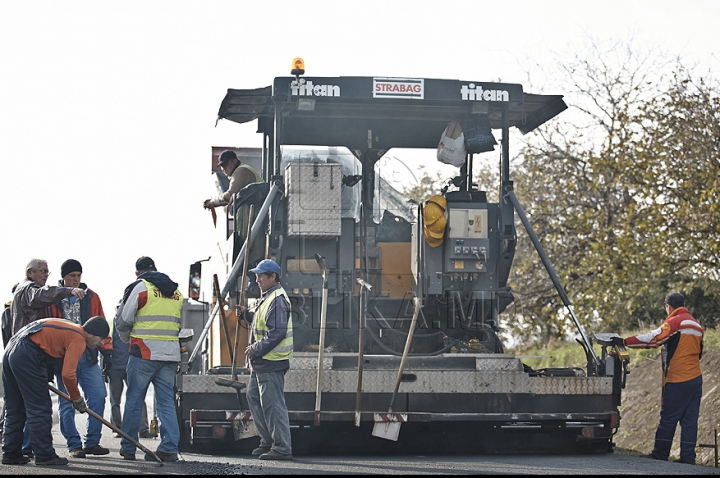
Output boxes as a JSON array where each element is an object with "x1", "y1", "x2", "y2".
[{"x1": 250, "y1": 259, "x2": 281, "y2": 275}]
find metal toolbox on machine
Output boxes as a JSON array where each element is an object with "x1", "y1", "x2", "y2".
[{"x1": 285, "y1": 162, "x2": 342, "y2": 238}]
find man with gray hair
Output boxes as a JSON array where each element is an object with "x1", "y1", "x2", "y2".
[{"x1": 12, "y1": 259, "x2": 86, "y2": 334}]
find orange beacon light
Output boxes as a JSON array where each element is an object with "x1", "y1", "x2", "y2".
[{"x1": 291, "y1": 58, "x2": 305, "y2": 76}]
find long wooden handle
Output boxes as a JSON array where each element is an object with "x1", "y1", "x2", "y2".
[
  {"x1": 388, "y1": 296, "x2": 420, "y2": 413},
  {"x1": 214, "y1": 273, "x2": 234, "y2": 363},
  {"x1": 48, "y1": 384, "x2": 163, "y2": 464}
]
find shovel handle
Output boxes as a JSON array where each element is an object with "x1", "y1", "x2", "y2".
[
  {"x1": 48, "y1": 384, "x2": 163, "y2": 465},
  {"x1": 214, "y1": 273, "x2": 234, "y2": 363}
]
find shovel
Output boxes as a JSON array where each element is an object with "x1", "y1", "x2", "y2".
[
  {"x1": 213, "y1": 273, "x2": 236, "y2": 366},
  {"x1": 313, "y1": 253, "x2": 329, "y2": 427},
  {"x1": 48, "y1": 384, "x2": 163, "y2": 465},
  {"x1": 355, "y1": 277, "x2": 372, "y2": 427},
  {"x1": 213, "y1": 272, "x2": 243, "y2": 391},
  {"x1": 372, "y1": 295, "x2": 421, "y2": 441}
]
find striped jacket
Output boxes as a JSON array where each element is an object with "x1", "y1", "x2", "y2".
[{"x1": 625, "y1": 307, "x2": 703, "y2": 384}]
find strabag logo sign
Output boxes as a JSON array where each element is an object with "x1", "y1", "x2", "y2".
[
  {"x1": 290, "y1": 80, "x2": 341, "y2": 97},
  {"x1": 460, "y1": 83, "x2": 510, "y2": 102},
  {"x1": 373, "y1": 78, "x2": 424, "y2": 99}
]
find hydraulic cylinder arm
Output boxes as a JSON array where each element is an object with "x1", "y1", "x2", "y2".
[{"x1": 503, "y1": 185, "x2": 601, "y2": 372}]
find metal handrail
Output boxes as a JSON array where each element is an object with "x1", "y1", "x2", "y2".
[{"x1": 188, "y1": 181, "x2": 281, "y2": 366}]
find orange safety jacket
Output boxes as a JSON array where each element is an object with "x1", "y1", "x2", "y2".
[{"x1": 625, "y1": 307, "x2": 703, "y2": 385}]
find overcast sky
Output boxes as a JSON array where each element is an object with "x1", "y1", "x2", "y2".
[{"x1": 1, "y1": 1, "x2": 719, "y2": 343}]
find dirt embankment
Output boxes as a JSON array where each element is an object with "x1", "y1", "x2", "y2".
[{"x1": 615, "y1": 348, "x2": 720, "y2": 466}]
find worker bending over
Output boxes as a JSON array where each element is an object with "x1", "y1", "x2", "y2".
[{"x1": 1, "y1": 317, "x2": 109, "y2": 466}]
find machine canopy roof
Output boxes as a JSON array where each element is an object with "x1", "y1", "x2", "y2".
[{"x1": 217, "y1": 76, "x2": 567, "y2": 152}]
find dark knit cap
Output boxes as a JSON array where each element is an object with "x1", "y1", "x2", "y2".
[
  {"x1": 61, "y1": 259, "x2": 82, "y2": 278},
  {"x1": 665, "y1": 292, "x2": 685, "y2": 308},
  {"x1": 135, "y1": 256, "x2": 157, "y2": 272},
  {"x1": 83, "y1": 316, "x2": 109, "y2": 338}
]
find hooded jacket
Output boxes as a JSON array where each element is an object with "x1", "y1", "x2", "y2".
[{"x1": 115, "y1": 271, "x2": 183, "y2": 362}]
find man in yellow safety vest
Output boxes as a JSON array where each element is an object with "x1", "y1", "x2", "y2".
[
  {"x1": 115, "y1": 256, "x2": 183, "y2": 463},
  {"x1": 239, "y1": 259, "x2": 293, "y2": 461}
]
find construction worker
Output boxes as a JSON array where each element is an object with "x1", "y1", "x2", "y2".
[
  {"x1": 2, "y1": 284, "x2": 18, "y2": 348},
  {"x1": 622, "y1": 292, "x2": 704, "y2": 465},
  {"x1": 48, "y1": 259, "x2": 112, "y2": 458},
  {"x1": 239, "y1": 259, "x2": 293, "y2": 461},
  {"x1": 0, "y1": 283, "x2": 19, "y2": 443},
  {"x1": 203, "y1": 149, "x2": 264, "y2": 297},
  {"x1": 12, "y1": 258, "x2": 86, "y2": 335},
  {"x1": 202, "y1": 149, "x2": 262, "y2": 211},
  {"x1": 115, "y1": 256, "x2": 183, "y2": 462},
  {"x1": 1, "y1": 316, "x2": 109, "y2": 466}
]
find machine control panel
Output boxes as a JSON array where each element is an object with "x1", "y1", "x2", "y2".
[
  {"x1": 451, "y1": 239, "x2": 487, "y2": 261},
  {"x1": 448, "y1": 238, "x2": 489, "y2": 272},
  {"x1": 446, "y1": 207, "x2": 490, "y2": 273}
]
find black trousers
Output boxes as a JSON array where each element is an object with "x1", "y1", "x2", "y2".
[{"x1": 1, "y1": 338, "x2": 57, "y2": 460}]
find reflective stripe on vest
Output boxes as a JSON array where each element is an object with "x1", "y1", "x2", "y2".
[
  {"x1": 130, "y1": 280, "x2": 183, "y2": 342},
  {"x1": 253, "y1": 287, "x2": 293, "y2": 361}
]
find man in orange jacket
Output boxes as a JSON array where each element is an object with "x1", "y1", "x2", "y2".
[
  {"x1": 623, "y1": 292, "x2": 704, "y2": 465},
  {"x1": 1, "y1": 317, "x2": 109, "y2": 467}
]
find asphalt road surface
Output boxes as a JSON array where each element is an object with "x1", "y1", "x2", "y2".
[{"x1": 1, "y1": 395, "x2": 719, "y2": 475}]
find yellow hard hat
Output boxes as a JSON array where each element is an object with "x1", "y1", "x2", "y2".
[
  {"x1": 424, "y1": 212, "x2": 447, "y2": 247},
  {"x1": 424, "y1": 201, "x2": 445, "y2": 226},
  {"x1": 425, "y1": 215, "x2": 447, "y2": 238},
  {"x1": 426, "y1": 195, "x2": 447, "y2": 210},
  {"x1": 424, "y1": 195, "x2": 447, "y2": 247}
]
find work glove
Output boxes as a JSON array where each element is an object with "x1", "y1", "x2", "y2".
[
  {"x1": 72, "y1": 397, "x2": 88, "y2": 413},
  {"x1": 101, "y1": 351, "x2": 113, "y2": 377}
]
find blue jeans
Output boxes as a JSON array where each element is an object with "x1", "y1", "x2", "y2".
[
  {"x1": 120, "y1": 356, "x2": 179, "y2": 455},
  {"x1": 246, "y1": 370, "x2": 292, "y2": 455},
  {"x1": 651, "y1": 375, "x2": 702, "y2": 462},
  {"x1": 55, "y1": 358, "x2": 107, "y2": 450}
]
